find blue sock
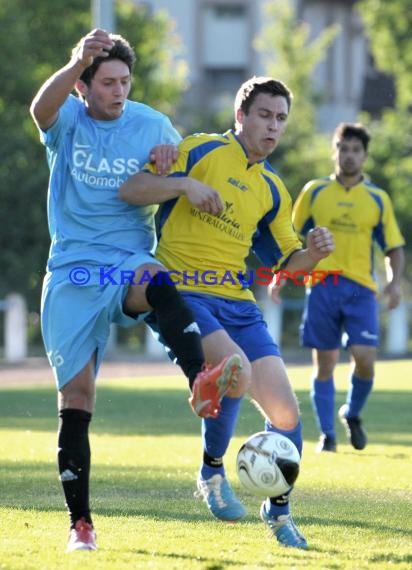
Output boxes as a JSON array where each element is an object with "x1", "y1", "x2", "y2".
[
  {"x1": 200, "y1": 396, "x2": 242, "y2": 480},
  {"x1": 264, "y1": 420, "x2": 303, "y2": 517},
  {"x1": 311, "y1": 378, "x2": 336, "y2": 440},
  {"x1": 346, "y1": 374, "x2": 373, "y2": 418}
]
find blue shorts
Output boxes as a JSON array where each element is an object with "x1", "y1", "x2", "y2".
[
  {"x1": 146, "y1": 291, "x2": 280, "y2": 363},
  {"x1": 41, "y1": 253, "x2": 163, "y2": 389},
  {"x1": 300, "y1": 275, "x2": 379, "y2": 350}
]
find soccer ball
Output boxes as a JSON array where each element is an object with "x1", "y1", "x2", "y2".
[{"x1": 236, "y1": 431, "x2": 300, "y2": 497}]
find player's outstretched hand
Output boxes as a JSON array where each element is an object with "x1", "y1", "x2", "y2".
[{"x1": 307, "y1": 226, "x2": 334, "y2": 261}]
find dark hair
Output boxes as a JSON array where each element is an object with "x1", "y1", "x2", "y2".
[
  {"x1": 74, "y1": 34, "x2": 136, "y2": 86},
  {"x1": 333, "y1": 122, "x2": 370, "y2": 151},
  {"x1": 234, "y1": 76, "x2": 293, "y2": 117}
]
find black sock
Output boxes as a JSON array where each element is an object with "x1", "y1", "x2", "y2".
[
  {"x1": 203, "y1": 451, "x2": 224, "y2": 468},
  {"x1": 145, "y1": 272, "x2": 204, "y2": 388},
  {"x1": 270, "y1": 488, "x2": 292, "y2": 506},
  {"x1": 57, "y1": 408, "x2": 92, "y2": 529}
]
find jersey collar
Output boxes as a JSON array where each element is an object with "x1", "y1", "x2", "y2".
[{"x1": 226, "y1": 130, "x2": 266, "y2": 169}]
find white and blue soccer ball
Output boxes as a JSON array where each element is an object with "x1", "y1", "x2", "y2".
[{"x1": 236, "y1": 431, "x2": 300, "y2": 497}]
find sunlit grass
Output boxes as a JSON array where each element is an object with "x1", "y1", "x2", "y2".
[{"x1": 0, "y1": 360, "x2": 411, "y2": 569}]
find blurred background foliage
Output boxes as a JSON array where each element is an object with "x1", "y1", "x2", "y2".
[
  {"x1": 0, "y1": 0, "x2": 187, "y2": 317},
  {"x1": 0, "y1": 0, "x2": 410, "y2": 352}
]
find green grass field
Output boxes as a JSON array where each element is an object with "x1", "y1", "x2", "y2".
[{"x1": 0, "y1": 359, "x2": 411, "y2": 570}]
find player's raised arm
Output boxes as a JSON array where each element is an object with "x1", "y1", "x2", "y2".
[{"x1": 30, "y1": 29, "x2": 114, "y2": 130}]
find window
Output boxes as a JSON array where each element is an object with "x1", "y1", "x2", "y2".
[{"x1": 201, "y1": 2, "x2": 250, "y2": 67}]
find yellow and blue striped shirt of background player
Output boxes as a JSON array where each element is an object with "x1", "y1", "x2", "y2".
[
  {"x1": 292, "y1": 174, "x2": 405, "y2": 292},
  {"x1": 143, "y1": 130, "x2": 302, "y2": 302}
]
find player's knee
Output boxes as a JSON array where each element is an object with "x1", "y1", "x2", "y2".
[
  {"x1": 60, "y1": 378, "x2": 95, "y2": 411},
  {"x1": 316, "y1": 360, "x2": 337, "y2": 378},
  {"x1": 353, "y1": 349, "x2": 375, "y2": 378},
  {"x1": 277, "y1": 413, "x2": 300, "y2": 431},
  {"x1": 60, "y1": 392, "x2": 95, "y2": 411},
  {"x1": 263, "y1": 400, "x2": 300, "y2": 431},
  {"x1": 355, "y1": 362, "x2": 375, "y2": 378}
]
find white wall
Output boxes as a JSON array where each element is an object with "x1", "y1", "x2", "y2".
[
  {"x1": 144, "y1": 0, "x2": 200, "y2": 79},
  {"x1": 300, "y1": 0, "x2": 368, "y2": 131}
]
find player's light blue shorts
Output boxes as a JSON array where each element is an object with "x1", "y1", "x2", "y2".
[
  {"x1": 41, "y1": 253, "x2": 163, "y2": 389},
  {"x1": 300, "y1": 275, "x2": 379, "y2": 350},
  {"x1": 146, "y1": 291, "x2": 280, "y2": 362}
]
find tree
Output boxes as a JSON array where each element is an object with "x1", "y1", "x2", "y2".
[
  {"x1": 356, "y1": 0, "x2": 412, "y2": 110},
  {"x1": 0, "y1": 0, "x2": 187, "y2": 322},
  {"x1": 253, "y1": 0, "x2": 338, "y2": 198},
  {"x1": 365, "y1": 110, "x2": 412, "y2": 238},
  {"x1": 356, "y1": 0, "x2": 412, "y2": 280}
]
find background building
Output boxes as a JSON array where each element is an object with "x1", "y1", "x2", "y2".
[{"x1": 140, "y1": 0, "x2": 394, "y2": 131}]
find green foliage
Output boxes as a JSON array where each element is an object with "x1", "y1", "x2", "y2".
[
  {"x1": 254, "y1": 0, "x2": 338, "y2": 128},
  {"x1": 359, "y1": 110, "x2": 412, "y2": 285},
  {"x1": 356, "y1": 0, "x2": 412, "y2": 109},
  {"x1": 355, "y1": 1, "x2": 412, "y2": 280},
  {"x1": 363, "y1": 111, "x2": 412, "y2": 228},
  {"x1": 253, "y1": 0, "x2": 338, "y2": 198},
  {"x1": 0, "y1": 0, "x2": 187, "y2": 315},
  {"x1": 0, "y1": 0, "x2": 89, "y2": 315},
  {"x1": 117, "y1": 2, "x2": 188, "y2": 114}
]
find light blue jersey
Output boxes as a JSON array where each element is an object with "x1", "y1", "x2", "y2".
[
  {"x1": 40, "y1": 95, "x2": 181, "y2": 269},
  {"x1": 36, "y1": 95, "x2": 181, "y2": 387}
]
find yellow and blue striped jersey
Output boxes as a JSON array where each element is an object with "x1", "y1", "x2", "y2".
[
  {"x1": 292, "y1": 174, "x2": 404, "y2": 291},
  {"x1": 145, "y1": 130, "x2": 302, "y2": 301}
]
